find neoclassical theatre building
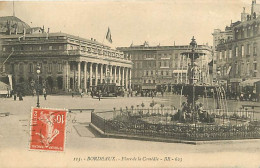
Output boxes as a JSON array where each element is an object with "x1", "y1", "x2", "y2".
[{"x1": 0, "y1": 16, "x2": 132, "y2": 93}]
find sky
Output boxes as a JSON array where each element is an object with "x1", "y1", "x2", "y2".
[{"x1": 0, "y1": 0, "x2": 253, "y2": 47}]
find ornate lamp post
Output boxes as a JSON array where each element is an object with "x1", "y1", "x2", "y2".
[
  {"x1": 216, "y1": 68, "x2": 221, "y2": 86},
  {"x1": 36, "y1": 64, "x2": 41, "y2": 108}
]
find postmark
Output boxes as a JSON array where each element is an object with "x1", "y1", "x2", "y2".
[{"x1": 29, "y1": 107, "x2": 67, "y2": 152}]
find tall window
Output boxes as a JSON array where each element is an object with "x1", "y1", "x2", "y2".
[
  {"x1": 246, "y1": 62, "x2": 250, "y2": 75},
  {"x1": 241, "y1": 62, "x2": 244, "y2": 75},
  {"x1": 19, "y1": 63, "x2": 24, "y2": 73},
  {"x1": 48, "y1": 63, "x2": 52, "y2": 73},
  {"x1": 39, "y1": 46, "x2": 42, "y2": 50},
  {"x1": 241, "y1": 45, "x2": 244, "y2": 57},
  {"x1": 235, "y1": 46, "x2": 238, "y2": 57},
  {"x1": 253, "y1": 43, "x2": 257, "y2": 55},
  {"x1": 11, "y1": 64, "x2": 14, "y2": 73},
  {"x1": 219, "y1": 51, "x2": 222, "y2": 60},
  {"x1": 229, "y1": 50, "x2": 232, "y2": 58},
  {"x1": 49, "y1": 46, "x2": 53, "y2": 50},
  {"x1": 247, "y1": 44, "x2": 250, "y2": 55},
  {"x1": 29, "y1": 63, "x2": 33, "y2": 73},
  {"x1": 58, "y1": 63, "x2": 63, "y2": 72},
  {"x1": 254, "y1": 62, "x2": 257, "y2": 70},
  {"x1": 235, "y1": 63, "x2": 238, "y2": 74},
  {"x1": 247, "y1": 27, "x2": 251, "y2": 37}
]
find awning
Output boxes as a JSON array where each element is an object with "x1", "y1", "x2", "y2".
[
  {"x1": 173, "y1": 70, "x2": 187, "y2": 73},
  {"x1": 230, "y1": 78, "x2": 242, "y2": 83},
  {"x1": 142, "y1": 85, "x2": 156, "y2": 90},
  {"x1": 0, "y1": 81, "x2": 8, "y2": 90},
  {"x1": 240, "y1": 79, "x2": 260, "y2": 87}
]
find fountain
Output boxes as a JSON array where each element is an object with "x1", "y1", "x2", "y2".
[{"x1": 172, "y1": 36, "x2": 216, "y2": 123}]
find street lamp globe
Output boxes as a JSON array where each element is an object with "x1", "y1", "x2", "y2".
[{"x1": 36, "y1": 69, "x2": 41, "y2": 74}]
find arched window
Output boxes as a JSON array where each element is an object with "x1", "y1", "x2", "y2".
[
  {"x1": 19, "y1": 63, "x2": 24, "y2": 73},
  {"x1": 253, "y1": 42, "x2": 257, "y2": 55},
  {"x1": 29, "y1": 63, "x2": 33, "y2": 73}
]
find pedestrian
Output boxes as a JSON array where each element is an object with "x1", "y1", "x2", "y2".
[
  {"x1": 98, "y1": 90, "x2": 101, "y2": 101},
  {"x1": 14, "y1": 92, "x2": 17, "y2": 101},
  {"x1": 43, "y1": 89, "x2": 47, "y2": 100},
  {"x1": 80, "y1": 90, "x2": 84, "y2": 98},
  {"x1": 91, "y1": 90, "x2": 94, "y2": 98},
  {"x1": 18, "y1": 93, "x2": 23, "y2": 101}
]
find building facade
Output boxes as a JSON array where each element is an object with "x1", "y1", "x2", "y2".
[
  {"x1": 215, "y1": 0, "x2": 260, "y2": 94},
  {"x1": 0, "y1": 16, "x2": 132, "y2": 94},
  {"x1": 118, "y1": 42, "x2": 212, "y2": 91}
]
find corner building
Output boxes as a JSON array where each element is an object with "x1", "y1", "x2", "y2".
[{"x1": 215, "y1": 0, "x2": 260, "y2": 94}]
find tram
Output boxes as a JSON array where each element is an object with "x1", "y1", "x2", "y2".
[{"x1": 92, "y1": 83, "x2": 124, "y2": 97}]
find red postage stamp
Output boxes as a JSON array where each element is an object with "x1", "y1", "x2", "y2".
[{"x1": 30, "y1": 107, "x2": 67, "y2": 151}]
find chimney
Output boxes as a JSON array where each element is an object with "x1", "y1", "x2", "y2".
[
  {"x1": 241, "y1": 7, "x2": 247, "y2": 22},
  {"x1": 23, "y1": 28, "x2": 26, "y2": 40},
  {"x1": 48, "y1": 28, "x2": 50, "y2": 33},
  {"x1": 42, "y1": 25, "x2": 45, "y2": 33},
  {"x1": 91, "y1": 38, "x2": 93, "y2": 41}
]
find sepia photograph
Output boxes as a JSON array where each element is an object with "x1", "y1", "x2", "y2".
[{"x1": 0, "y1": 0, "x2": 260, "y2": 167}]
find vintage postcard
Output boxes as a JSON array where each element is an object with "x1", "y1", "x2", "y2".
[{"x1": 1, "y1": 0, "x2": 260, "y2": 167}]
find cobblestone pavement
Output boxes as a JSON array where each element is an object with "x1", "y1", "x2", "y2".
[{"x1": 0, "y1": 94, "x2": 260, "y2": 168}]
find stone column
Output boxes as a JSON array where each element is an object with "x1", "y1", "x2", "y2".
[
  {"x1": 84, "y1": 61, "x2": 87, "y2": 91},
  {"x1": 114, "y1": 66, "x2": 117, "y2": 84},
  {"x1": 125, "y1": 68, "x2": 129, "y2": 91},
  {"x1": 77, "y1": 61, "x2": 81, "y2": 90},
  {"x1": 89, "y1": 62, "x2": 93, "y2": 88},
  {"x1": 118, "y1": 67, "x2": 121, "y2": 85},
  {"x1": 109, "y1": 65, "x2": 112, "y2": 83},
  {"x1": 129, "y1": 68, "x2": 132, "y2": 90},
  {"x1": 122, "y1": 67, "x2": 125, "y2": 88},
  {"x1": 105, "y1": 64, "x2": 108, "y2": 79},
  {"x1": 66, "y1": 61, "x2": 69, "y2": 91},
  {"x1": 95, "y1": 63, "x2": 98, "y2": 86},
  {"x1": 100, "y1": 64, "x2": 103, "y2": 84}
]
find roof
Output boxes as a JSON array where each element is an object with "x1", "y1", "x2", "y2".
[
  {"x1": 0, "y1": 32, "x2": 111, "y2": 48},
  {"x1": 0, "y1": 16, "x2": 31, "y2": 34}
]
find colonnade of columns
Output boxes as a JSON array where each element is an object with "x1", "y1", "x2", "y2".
[{"x1": 64, "y1": 61, "x2": 132, "y2": 92}]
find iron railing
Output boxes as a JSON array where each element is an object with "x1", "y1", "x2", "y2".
[{"x1": 91, "y1": 109, "x2": 260, "y2": 141}]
